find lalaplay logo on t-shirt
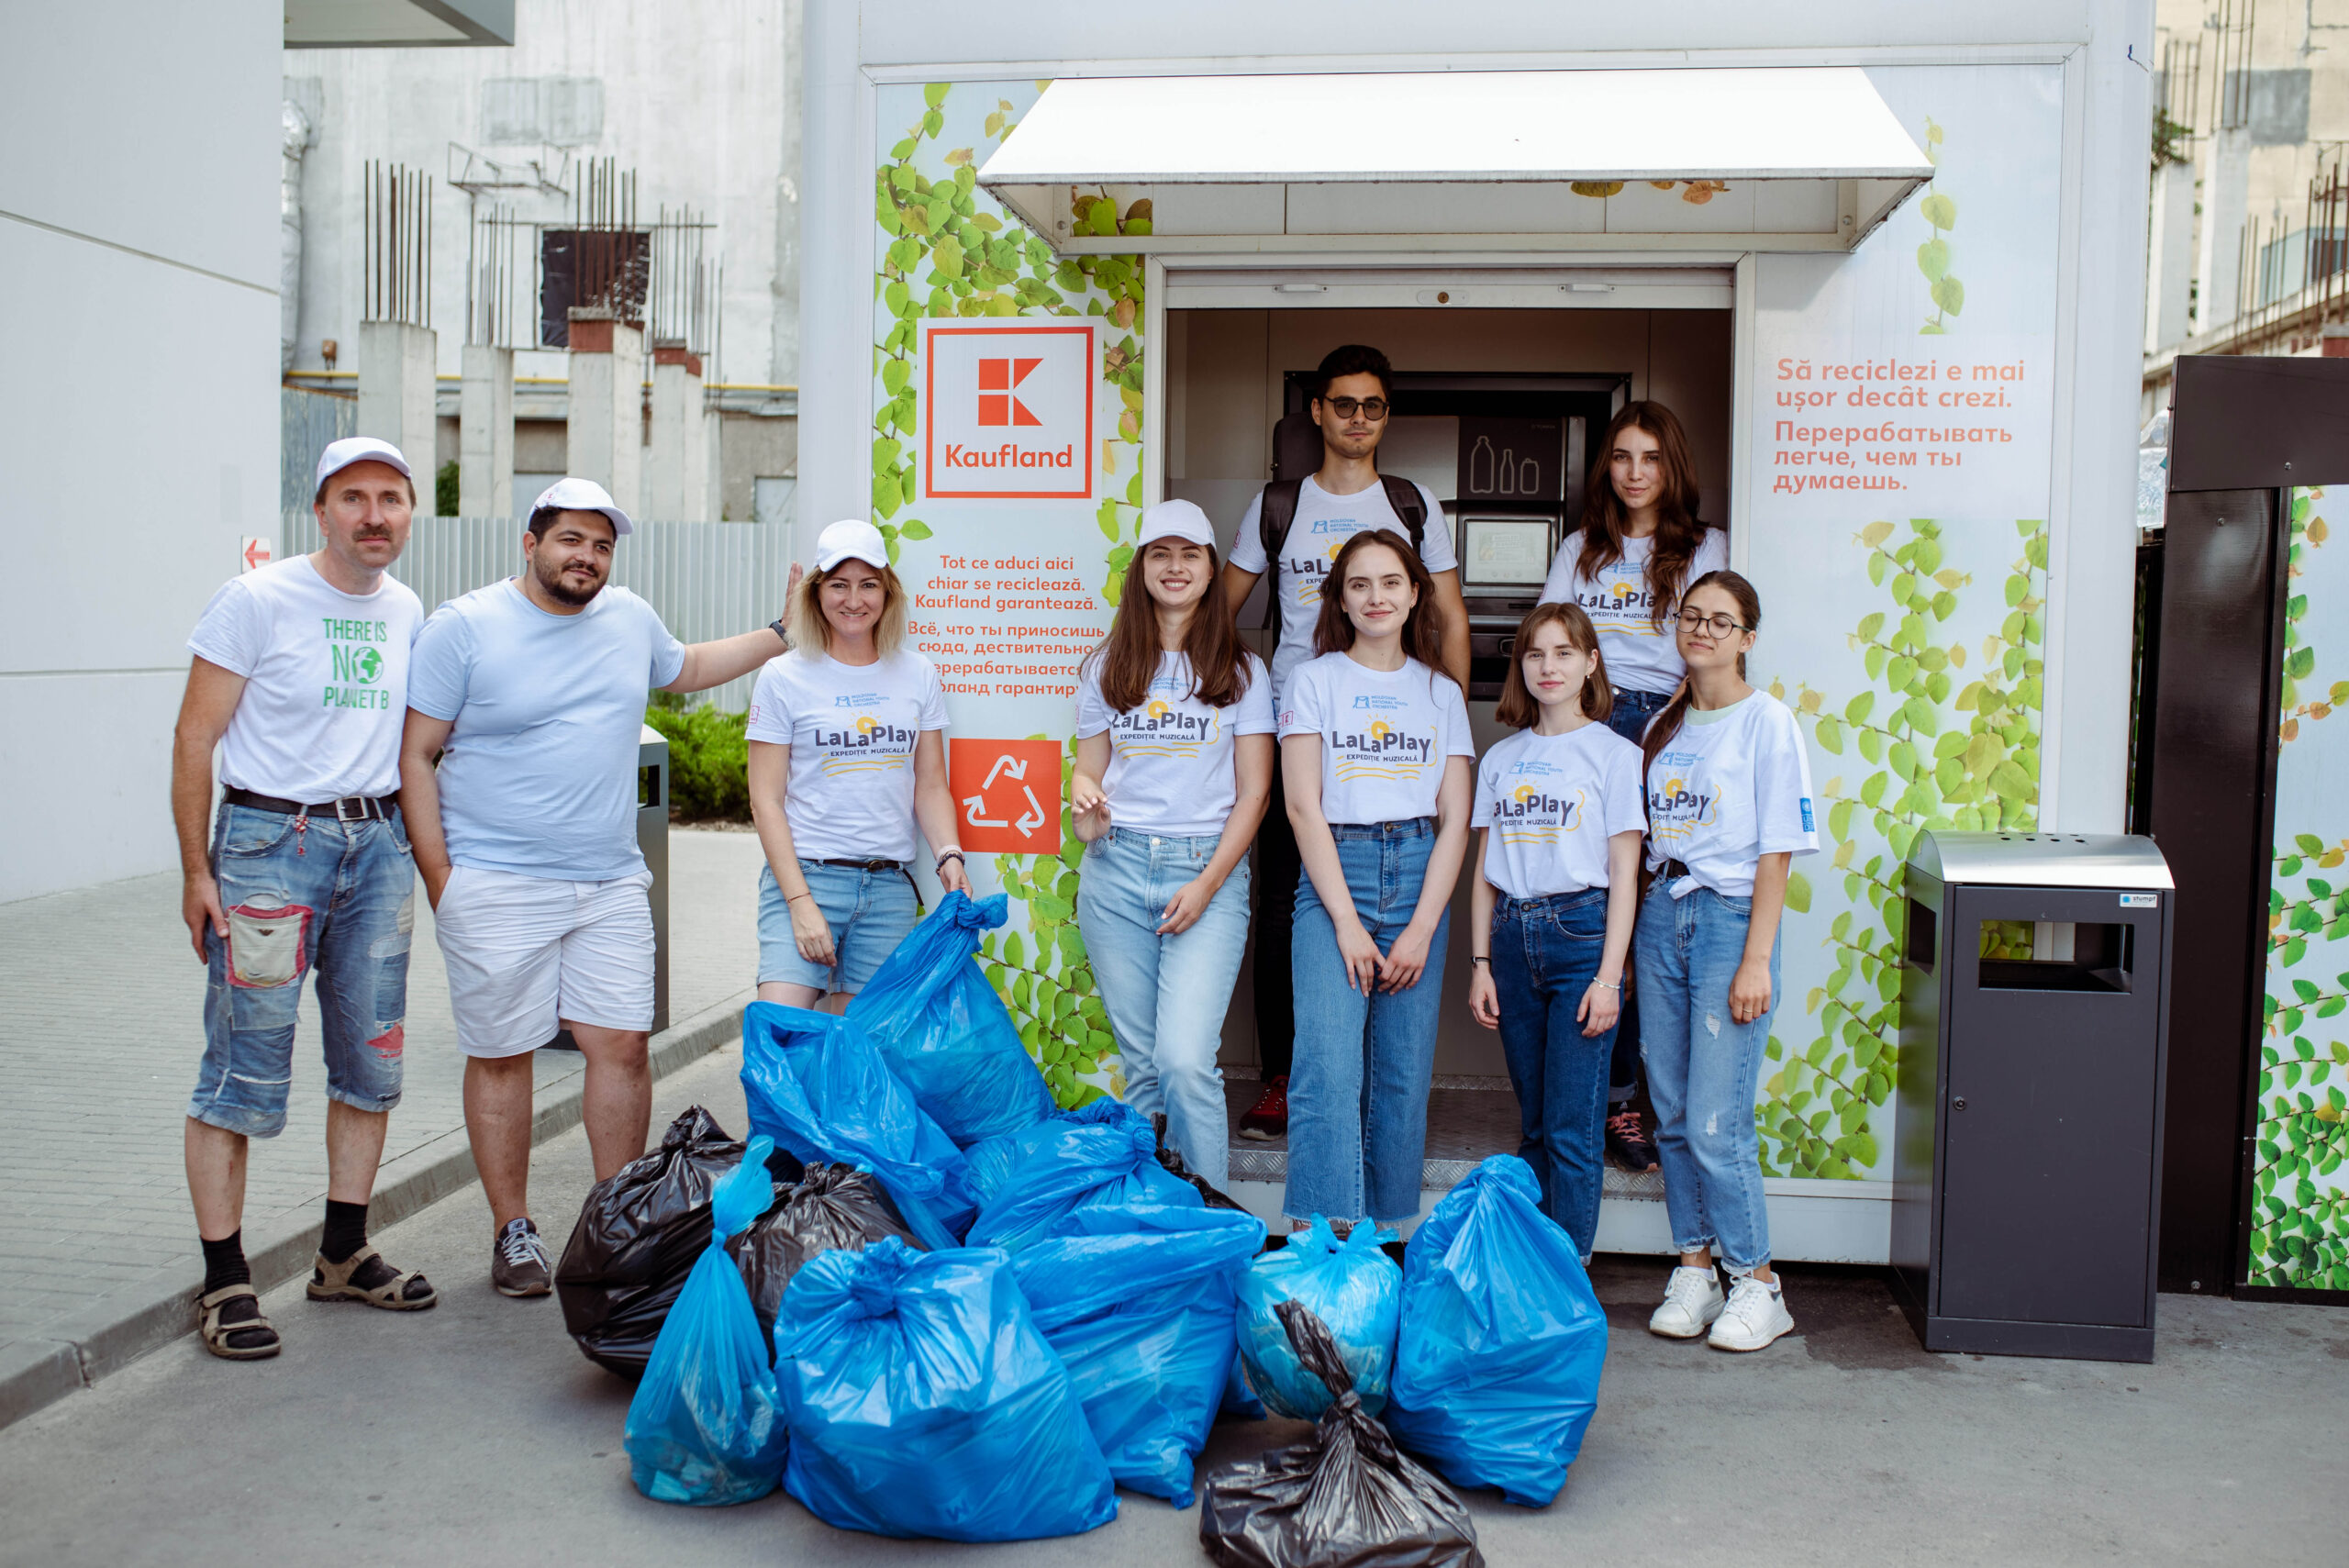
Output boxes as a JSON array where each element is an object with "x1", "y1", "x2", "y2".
[
  {"x1": 1330, "y1": 692, "x2": 1437, "y2": 784},
  {"x1": 811, "y1": 691, "x2": 918, "y2": 777},
  {"x1": 1288, "y1": 517, "x2": 1370, "y2": 607},
  {"x1": 1573, "y1": 573, "x2": 1667, "y2": 640},
  {"x1": 1112, "y1": 672, "x2": 1221, "y2": 759},
  {"x1": 1487, "y1": 754, "x2": 1586, "y2": 846},
  {"x1": 1645, "y1": 745, "x2": 1720, "y2": 849}
]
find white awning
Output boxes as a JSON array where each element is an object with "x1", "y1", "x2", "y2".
[{"x1": 979, "y1": 69, "x2": 1934, "y2": 255}]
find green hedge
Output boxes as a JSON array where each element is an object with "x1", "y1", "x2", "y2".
[{"x1": 644, "y1": 694, "x2": 751, "y2": 821}]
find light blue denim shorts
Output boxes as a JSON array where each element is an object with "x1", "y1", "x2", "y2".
[{"x1": 756, "y1": 860, "x2": 918, "y2": 995}]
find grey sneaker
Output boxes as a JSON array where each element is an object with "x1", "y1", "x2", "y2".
[{"x1": 492, "y1": 1218, "x2": 553, "y2": 1297}]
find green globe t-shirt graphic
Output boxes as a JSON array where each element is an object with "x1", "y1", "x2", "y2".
[{"x1": 323, "y1": 616, "x2": 395, "y2": 710}]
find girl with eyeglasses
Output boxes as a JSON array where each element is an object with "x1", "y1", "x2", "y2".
[
  {"x1": 1635, "y1": 570, "x2": 1816, "y2": 1352},
  {"x1": 1539, "y1": 400, "x2": 1726, "y2": 1175},
  {"x1": 1070, "y1": 501, "x2": 1276, "y2": 1188},
  {"x1": 1464, "y1": 602, "x2": 1647, "y2": 1262},
  {"x1": 1277, "y1": 528, "x2": 1475, "y2": 1234}
]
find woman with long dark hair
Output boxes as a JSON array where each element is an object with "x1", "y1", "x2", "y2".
[
  {"x1": 1278, "y1": 528, "x2": 1475, "y2": 1230},
  {"x1": 1634, "y1": 570, "x2": 1816, "y2": 1352},
  {"x1": 1540, "y1": 399, "x2": 1727, "y2": 1173},
  {"x1": 1465, "y1": 602, "x2": 1647, "y2": 1262},
  {"x1": 1071, "y1": 500, "x2": 1275, "y2": 1185}
]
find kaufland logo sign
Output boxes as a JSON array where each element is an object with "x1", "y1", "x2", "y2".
[{"x1": 923, "y1": 322, "x2": 1094, "y2": 500}]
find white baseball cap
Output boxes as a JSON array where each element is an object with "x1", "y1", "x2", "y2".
[
  {"x1": 1135, "y1": 498, "x2": 1216, "y2": 550},
  {"x1": 529, "y1": 475, "x2": 634, "y2": 536},
  {"x1": 815, "y1": 518, "x2": 891, "y2": 571},
  {"x1": 314, "y1": 436, "x2": 412, "y2": 495}
]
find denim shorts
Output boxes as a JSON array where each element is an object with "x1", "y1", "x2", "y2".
[
  {"x1": 188, "y1": 802, "x2": 416, "y2": 1139},
  {"x1": 757, "y1": 860, "x2": 918, "y2": 995}
]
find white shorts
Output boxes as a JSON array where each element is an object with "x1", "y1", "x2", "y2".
[{"x1": 432, "y1": 864, "x2": 656, "y2": 1058}]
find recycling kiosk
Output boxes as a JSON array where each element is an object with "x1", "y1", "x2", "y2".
[{"x1": 1894, "y1": 832, "x2": 2175, "y2": 1362}]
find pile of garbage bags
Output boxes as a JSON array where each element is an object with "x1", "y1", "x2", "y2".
[{"x1": 573, "y1": 890, "x2": 1610, "y2": 1553}]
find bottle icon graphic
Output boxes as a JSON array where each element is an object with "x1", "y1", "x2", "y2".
[
  {"x1": 1499, "y1": 447, "x2": 1519, "y2": 495},
  {"x1": 1468, "y1": 434, "x2": 1496, "y2": 495}
]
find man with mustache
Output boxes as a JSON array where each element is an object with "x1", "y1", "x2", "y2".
[
  {"x1": 173, "y1": 437, "x2": 436, "y2": 1360},
  {"x1": 398, "y1": 477, "x2": 797, "y2": 1296}
]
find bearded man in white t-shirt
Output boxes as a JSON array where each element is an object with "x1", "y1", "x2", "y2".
[
  {"x1": 1218, "y1": 343, "x2": 1472, "y2": 1140},
  {"x1": 172, "y1": 437, "x2": 438, "y2": 1361}
]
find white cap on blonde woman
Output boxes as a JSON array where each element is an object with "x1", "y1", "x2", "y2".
[
  {"x1": 814, "y1": 518, "x2": 891, "y2": 571},
  {"x1": 1134, "y1": 499, "x2": 1216, "y2": 550}
]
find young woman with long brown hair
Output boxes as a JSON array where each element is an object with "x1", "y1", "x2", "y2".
[
  {"x1": 1070, "y1": 500, "x2": 1275, "y2": 1185},
  {"x1": 1277, "y1": 528, "x2": 1475, "y2": 1230},
  {"x1": 1540, "y1": 399, "x2": 1728, "y2": 1174},
  {"x1": 1464, "y1": 602, "x2": 1647, "y2": 1262},
  {"x1": 1634, "y1": 570, "x2": 1816, "y2": 1352}
]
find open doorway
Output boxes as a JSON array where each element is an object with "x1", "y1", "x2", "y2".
[{"x1": 1163, "y1": 293, "x2": 1734, "y2": 1226}]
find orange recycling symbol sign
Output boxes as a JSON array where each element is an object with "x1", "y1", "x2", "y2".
[{"x1": 948, "y1": 738, "x2": 1063, "y2": 854}]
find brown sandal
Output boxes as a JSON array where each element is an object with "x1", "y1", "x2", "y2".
[
  {"x1": 306, "y1": 1243, "x2": 438, "y2": 1310},
  {"x1": 196, "y1": 1284, "x2": 281, "y2": 1360}
]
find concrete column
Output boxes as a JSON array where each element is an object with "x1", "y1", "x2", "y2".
[
  {"x1": 2144, "y1": 160, "x2": 2194, "y2": 354},
  {"x1": 459, "y1": 344, "x2": 514, "y2": 518},
  {"x1": 648, "y1": 345, "x2": 710, "y2": 520},
  {"x1": 356, "y1": 320, "x2": 438, "y2": 515},
  {"x1": 2195, "y1": 128, "x2": 2250, "y2": 336},
  {"x1": 567, "y1": 308, "x2": 643, "y2": 515}
]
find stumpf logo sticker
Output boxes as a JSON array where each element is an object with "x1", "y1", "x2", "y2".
[{"x1": 922, "y1": 322, "x2": 1095, "y2": 500}]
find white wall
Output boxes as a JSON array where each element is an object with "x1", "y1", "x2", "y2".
[
  {"x1": 284, "y1": 0, "x2": 796, "y2": 388},
  {"x1": 0, "y1": 1, "x2": 282, "y2": 902}
]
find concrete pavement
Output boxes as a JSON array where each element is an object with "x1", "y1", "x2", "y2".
[
  {"x1": 0, "y1": 827, "x2": 768, "y2": 1427},
  {"x1": 3, "y1": 1040, "x2": 2345, "y2": 1566}
]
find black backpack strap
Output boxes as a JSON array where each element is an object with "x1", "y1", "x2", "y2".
[
  {"x1": 1257, "y1": 480, "x2": 1302, "y2": 630},
  {"x1": 1378, "y1": 473, "x2": 1428, "y2": 558}
]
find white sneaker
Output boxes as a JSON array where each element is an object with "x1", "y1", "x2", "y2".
[
  {"x1": 1708, "y1": 1275, "x2": 1796, "y2": 1352},
  {"x1": 1648, "y1": 1264, "x2": 1726, "y2": 1338}
]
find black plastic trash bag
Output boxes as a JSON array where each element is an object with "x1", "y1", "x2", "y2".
[
  {"x1": 1198, "y1": 1300, "x2": 1484, "y2": 1568},
  {"x1": 557, "y1": 1106, "x2": 797, "y2": 1377},
  {"x1": 729, "y1": 1162, "x2": 924, "y2": 1348},
  {"x1": 1152, "y1": 1112, "x2": 1250, "y2": 1213}
]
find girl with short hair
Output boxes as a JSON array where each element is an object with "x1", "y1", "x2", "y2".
[{"x1": 1465, "y1": 602, "x2": 1647, "y2": 1261}]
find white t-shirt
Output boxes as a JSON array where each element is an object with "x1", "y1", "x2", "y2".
[
  {"x1": 1277, "y1": 652, "x2": 1475, "y2": 826},
  {"x1": 185, "y1": 554, "x2": 422, "y2": 801},
  {"x1": 1538, "y1": 527, "x2": 1731, "y2": 696},
  {"x1": 1471, "y1": 724, "x2": 1648, "y2": 899},
  {"x1": 1643, "y1": 691, "x2": 1819, "y2": 898},
  {"x1": 1228, "y1": 475, "x2": 1457, "y2": 700},
  {"x1": 1074, "y1": 650, "x2": 1277, "y2": 839},
  {"x1": 745, "y1": 649, "x2": 947, "y2": 862}
]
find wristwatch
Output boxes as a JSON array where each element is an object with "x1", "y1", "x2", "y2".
[{"x1": 769, "y1": 617, "x2": 790, "y2": 647}]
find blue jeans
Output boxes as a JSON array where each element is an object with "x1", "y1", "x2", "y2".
[
  {"x1": 1491, "y1": 886, "x2": 1616, "y2": 1261},
  {"x1": 1286, "y1": 818, "x2": 1449, "y2": 1223},
  {"x1": 1634, "y1": 881, "x2": 1778, "y2": 1273},
  {"x1": 757, "y1": 861, "x2": 918, "y2": 994},
  {"x1": 188, "y1": 803, "x2": 415, "y2": 1138},
  {"x1": 1606, "y1": 684, "x2": 1675, "y2": 1102},
  {"x1": 1074, "y1": 828, "x2": 1251, "y2": 1188}
]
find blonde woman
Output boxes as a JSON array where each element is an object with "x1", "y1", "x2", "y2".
[{"x1": 746, "y1": 519, "x2": 969, "y2": 1013}]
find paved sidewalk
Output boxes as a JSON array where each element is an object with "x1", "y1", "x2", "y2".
[{"x1": 0, "y1": 826, "x2": 767, "y2": 1424}]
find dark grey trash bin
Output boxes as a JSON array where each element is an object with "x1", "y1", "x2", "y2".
[
  {"x1": 1893, "y1": 831, "x2": 2174, "y2": 1362},
  {"x1": 543, "y1": 726, "x2": 669, "y2": 1050}
]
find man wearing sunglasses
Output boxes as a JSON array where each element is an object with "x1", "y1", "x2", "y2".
[{"x1": 1221, "y1": 342, "x2": 1470, "y2": 1140}]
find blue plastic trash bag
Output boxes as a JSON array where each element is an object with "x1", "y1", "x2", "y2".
[
  {"x1": 1219, "y1": 1351, "x2": 1267, "y2": 1422},
  {"x1": 961, "y1": 1097, "x2": 1140, "y2": 1211},
  {"x1": 847, "y1": 890, "x2": 1055, "y2": 1145},
  {"x1": 777, "y1": 1237, "x2": 1118, "y2": 1540},
  {"x1": 1386, "y1": 1155, "x2": 1608, "y2": 1507},
  {"x1": 1012, "y1": 1203, "x2": 1265, "y2": 1506},
  {"x1": 623, "y1": 1135, "x2": 791, "y2": 1506},
  {"x1": 740, "y1": 1002, "x2": 974, "y2": 1249},
  {"x1": 1237, "y1": 1217, "x2": 1401, "y2": 1420},
  {"x1": 963, "y1": 1103, "x2": 1201, "y2": 1251}
]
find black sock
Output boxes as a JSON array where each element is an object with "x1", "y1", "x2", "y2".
[
  {"x1": 321, "y1": 1199, "x2": 370, "y2": 1264},
  {"x1": 201, "y1": 1231, "x2": 250, "y2": 1296}
]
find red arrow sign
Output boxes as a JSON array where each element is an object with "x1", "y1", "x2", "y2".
[{"x1": 239, "y1": 537, "x2": 273, "y2": 573}]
